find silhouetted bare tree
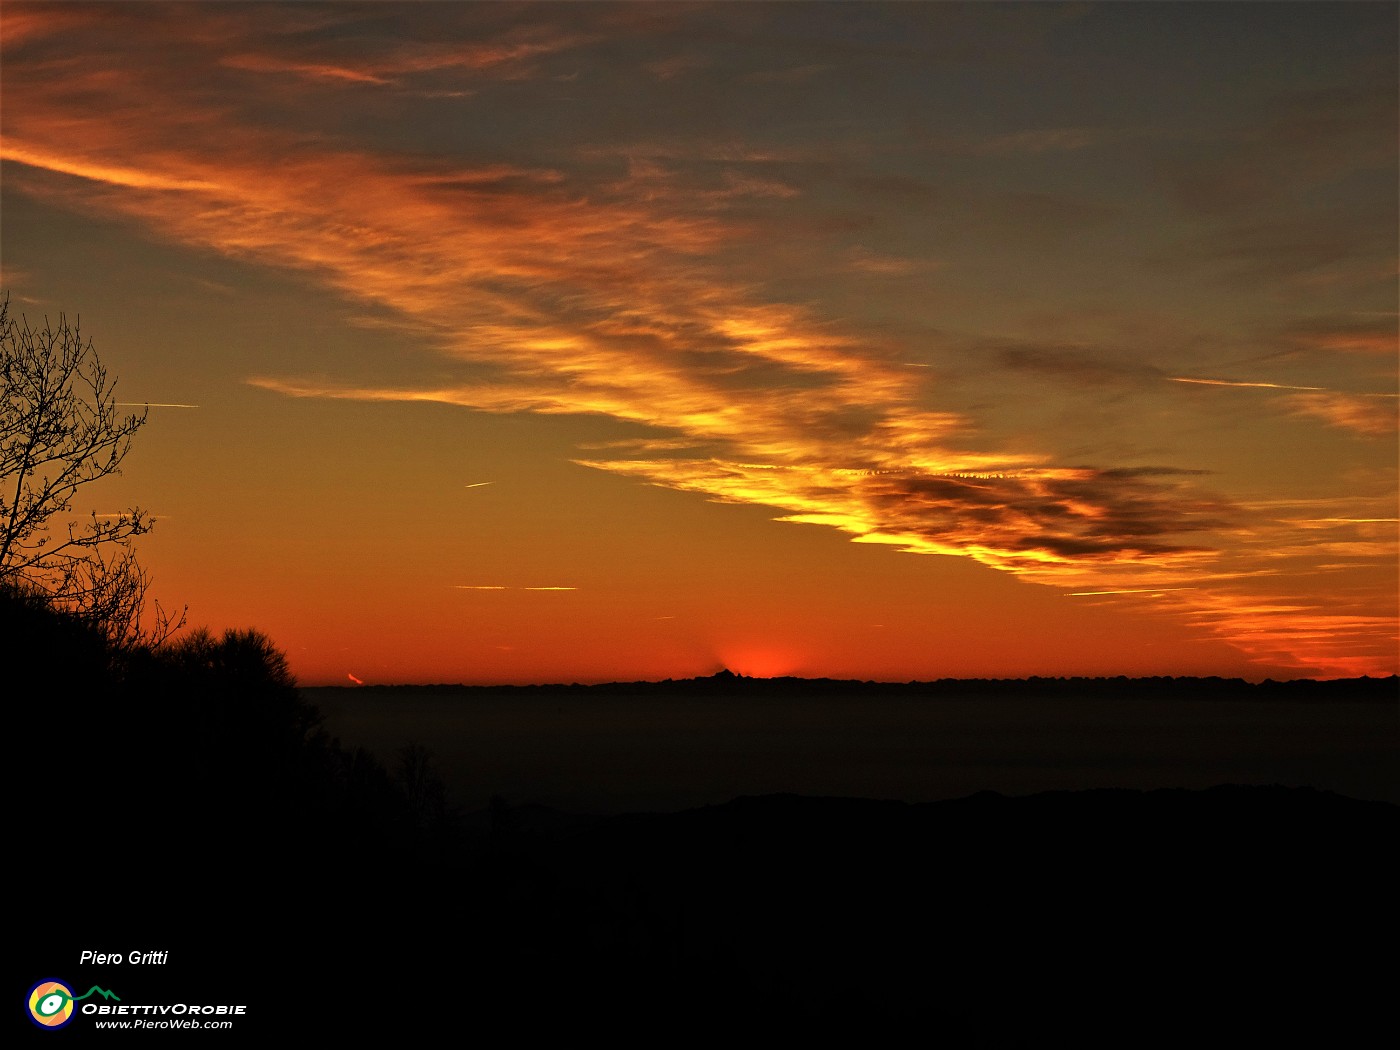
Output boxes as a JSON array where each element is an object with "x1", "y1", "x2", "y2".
[
  {"x1": 396, "y1": 742, "x2": 449, "y2": 832},
  {"x1": 0, "y1": 292, "x2": 181, "y2": 646}
]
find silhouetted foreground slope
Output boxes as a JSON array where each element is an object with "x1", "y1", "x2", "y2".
[
  {"x1": 461, "y1": 787, "x2": 1398, "y2": 1041},
  {"x1": 12, "y1": 591, "x2": 1397, "y2": 1040},
  {"x1": 22, "y1": 784, "x2": 1398, "y2": 1040}
]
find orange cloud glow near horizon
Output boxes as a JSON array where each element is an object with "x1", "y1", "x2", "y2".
[{"x1": 3, "y1": 3, "x2": 1395, "y2": 682}]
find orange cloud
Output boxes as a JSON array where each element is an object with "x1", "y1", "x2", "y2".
[
  {"x1": 3, "y1": 4, "x2": 1394, "y2": 677},
  {"x1": 1279, "y1": 392, "x2": 1398, "y2": 437},
  {"x1": 220, "y1": 53, "x2": 394, "y2": 85},
  {"x1": 1282, "y1": 316, "x2": 1399, "y2": 356}
]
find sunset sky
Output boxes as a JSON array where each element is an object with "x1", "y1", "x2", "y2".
[{"x1": 3, "y1": 2, "x2": 1396, "y2": 685}]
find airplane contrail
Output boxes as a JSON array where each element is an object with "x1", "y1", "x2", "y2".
[
  {"x1": 1168, "y1": 377, "x2": 1325, "y2": 392},
  {"x1": 1066, "y1": 587, "x2": 1193, "y2": 597},
  {"x1": 453, "y1": 584, "x2": 576, "y2": 591}
]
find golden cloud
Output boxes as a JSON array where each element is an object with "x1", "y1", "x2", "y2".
[{"x1": 4, "y1": 4, "x2": 1395, "y2": 677}]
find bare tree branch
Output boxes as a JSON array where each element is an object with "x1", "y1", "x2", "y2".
[{"x1": 0, "y1": 292, "x2": 184, "y2": 648}]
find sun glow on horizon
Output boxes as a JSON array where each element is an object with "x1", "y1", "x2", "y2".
[{"x1": 715, "y1": 647, "x2": 807, "y2": 680}]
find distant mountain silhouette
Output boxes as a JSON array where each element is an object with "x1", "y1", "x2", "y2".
[{"x1": 333, "y1": 671, "x2": 1397, "y2": 701}]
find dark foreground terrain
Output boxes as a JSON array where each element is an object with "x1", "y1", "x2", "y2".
[
  {"x1": 13, "y1": 590, "x2": 1396, "y2": 1041},
  {"x1": 21, "y1": 783, "x2": 1399, "y2": 1041}
]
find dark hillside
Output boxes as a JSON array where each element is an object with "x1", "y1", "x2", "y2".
[{"x1": 12, "y1": 594, "x2": 1396, "y2": 1040}]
